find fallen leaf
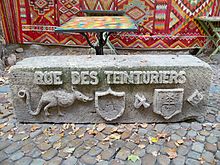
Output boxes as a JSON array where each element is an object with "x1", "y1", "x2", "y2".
[
  {"x1": 128, "y1": 154, "x2": 140, "y2": 162},
  {"x1": 30, "y1": 125, "x2": 40, "y2": 132},
  {"x1": 22, "y1": 136, "x2": 29, "y2": 141},
  {"x1": 139, "y1": 123, "x2": 148, "y2": 128},
  {"x1": 62, "y1": 124, "x2": 70, "y2": 130},
  {"x1": 151, "y1": 151, "x2": 158, "y2": 157},
  {"x1": 110, "y1": 127, "x2": 118, "y2": 133},
  {"x1": 138, "y1": 144, "x2": 146, "y2": 149},
  {"x1": 63, "y1": 147, "x2": 75, "y2": 153},
  {"x1": 96, "y1": 123, "x2": 106, "y2": 132},
  {"x1": 109, "y1": 133, "x2": 121, "y2": 140},
  {"x1": 166, "y1": 148, "x2": 177, "y2": 159},
  {"x1": 176, "y1": 139, "x2": 184, "y2": 145},
  {"x1": 88, "y1": 129, "x2": 98, "y2": 135},
  {"x1": 157, "y1": 132, "x2": 168, "y2": 139},
  {"x1": 96, "y1": 155, "x2": 101, "y2": 161},
  {"x1": 0, "y1": 124, "x2": 6, "y2": 129},
  {"x1": 53, "y1": 142, "x2": 61, "y2": 149},
  {"x1": 7, "y1": 134, "x2": 13, "y2": 139},
  {"x1": 149, "y1": 137, "x2": 158, "y2": 144}
]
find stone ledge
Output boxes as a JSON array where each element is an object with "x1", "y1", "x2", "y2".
[{"x1": 9, "y1": 55, "x2": 212, "y2": 123}]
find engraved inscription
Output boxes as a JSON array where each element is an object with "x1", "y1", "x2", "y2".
[
  {"x1": 34, "y1": 71, "x2": 63, "y2": 85},
  {"x1": 187, "y1": 90, "x2": 203, "y2": 106},
  {"x1": 134, "y1": 94, "x2": 150, "y2": 109},
  {"x1": 153, "y1": 88, "x2": 184, "y2": 120},
  {"x1": 71, "y1": 71, "x2": 99, "y2": 85},
  {"x1": 95, "y1": 88, "x2": 125, "y2": 121},
  {"x1": 104, "y1": 70, "x2": 186, "y2": 84}
]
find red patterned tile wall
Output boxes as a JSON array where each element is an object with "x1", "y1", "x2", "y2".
[{"x1": 0, "y1": 0, "x2": 219, "y2": 49}]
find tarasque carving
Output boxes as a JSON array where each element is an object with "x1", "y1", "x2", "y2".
[
  {"x1": 134, "y1": 94, "x2": 150, "y2": 109},
  {"x1": 153, "y1": 88, "x2": 184, "y2": 120},
  {"x1": 18, "y1": 87, "x2": 93, "y2": 116},
  {"x1": 95, "y1": 88, "x2": 125, "y2": 121}
]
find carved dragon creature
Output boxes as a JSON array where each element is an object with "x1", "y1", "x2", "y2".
[{"x1": 18, "y1": 87, "x2": 93, "y2": 116}]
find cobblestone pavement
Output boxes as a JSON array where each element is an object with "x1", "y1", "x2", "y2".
[{"x1": 0, "y1": 46, "x2": 220, "y2": 165}]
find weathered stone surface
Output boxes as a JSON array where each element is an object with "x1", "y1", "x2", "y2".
[{"x1": 10, "y1": 55, "x2": 212, "y2": 123}]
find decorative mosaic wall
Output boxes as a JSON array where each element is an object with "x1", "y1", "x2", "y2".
[{"x1": 0, "y1": 0, "x2": 219, "y2": 49}]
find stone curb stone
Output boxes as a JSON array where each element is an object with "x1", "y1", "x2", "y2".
[{"x1": 10, "y1": 55, "x2": 212, "y2": 123}]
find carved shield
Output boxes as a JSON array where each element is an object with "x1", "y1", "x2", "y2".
[
  {"x1": 153, "y1": 88, "x2": 184, "y2": 120},
  {"x1": 95, "y1": 88, "x2": 125, "y2": 121}
]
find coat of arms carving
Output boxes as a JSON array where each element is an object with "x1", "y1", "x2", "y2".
[
  {"x1": 95, "y1": 88, "x2": 125, "y2": 121},
  {"x1": 153, "y1": 88, "x2": 184, "y2": 120}
]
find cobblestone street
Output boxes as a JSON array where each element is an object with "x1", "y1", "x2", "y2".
[{"x1": 0, "y1": 47, "x2": 219, "y2": 165}]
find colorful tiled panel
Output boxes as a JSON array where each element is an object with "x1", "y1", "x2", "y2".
[{"x1": 55, "y1": 16, "x2": 137, "y2": 32}]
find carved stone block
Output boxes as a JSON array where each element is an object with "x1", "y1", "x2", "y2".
[{"x1": 9, "y1": 55, "x2": 212, "y2": 123}]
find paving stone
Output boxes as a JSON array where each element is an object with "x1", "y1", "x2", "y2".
[
  {"x1": 133, "y1": 147, "x2": 145, "y2": 157},
  {"x1": 202, "y1": 151, "x2": 215, "y2": 163},
  {"x1": 187, "y1": 130, "x2": 197, "y2": 137},
  {"x1": 191, "y1": 122, "x2": 202, "y2": 131},
  {"x1": 96, "y1": 160, "x2": 109, "y2": 165},
  {"x1": 125, "y1": 141, "x2": 136, "y2": 150},
  {"x1": 69, "y1": 139, "x2": 83, "y2": 148},
  {"x1": 58, "y1": 149, "x2": 69, "y2": 158},
  {"x1": 192, "y1": 142, "x2": 204, "y2": 153},
  {"x1": 218, "y1": 142, "x2": 220, "y2": 150},
  {"x1": 215, "y1": 151, "x2": 220, "y2": 160},
  {"x1": 1, "y1": 159, "x2": 14, "y2": 165},
  {"x1": 84, "y1": 138, "x2": 99, "y2": 147},
  {"x1": 45, "y1": 157, "x2": 63, "y2": 165},
  {"x1": 15, "y1": 157, "x2": 32, "y2": 165},
  {"x1": 62, "y1": 156, "x2": 77, "y2": 165},
  {"x1": 126, "y1": 159, "x2": 141, "y2": 165},
  {"x1": 73, "y1": 145, "x2": 90, "y2": 158},
  {"x1": 30, "y1": 129, "x2": 43, "y2": 138},
  {"x1": 212, "y1": 130, "x2": 220, "y2": 137},
  {"x1": 88, "y1": 146, "x2": 102, "y2": 156},
  {"x1": 30, "y1": 159, "x2": 46, "y2": 165},
  {"x1": 169, "y1": 123, "x2": 181, "y2": 130},
  {"x1": 188, "y1": 151, "x2": 201, "y2": 160},
  {"x1": 146, "y1": 144, "x2": 160, "y2": 154},
  {"x1": 176, "y1": 128, "x2": 187, "y2": 137},
  {"x1": 97, "y1": 142, "x2": 109, "y2": 150},
  {"x1": 177, "y1": 145, "x2": 190, "y2": 156},
  {"x1": 206, "y1": 135, "x2": 218, "y2": 143},
  {"x1": 180, "y1": 122, "x2": 190, "y2": 129},
  {"x1": 10, "y1": 151, "x2": 25, "y2": 161},
  {"x1": 171, "y1": 155, "x2": 185, "y2": 165},
  {"x1": 116, "y1": 147, "x2": 131, "y2": 160},
  {"x1": 142, "y1": 154, "x2": 156, "y2": 164},
  {"x1": 185, "y1": 158, "x2": 200, "y2": 165},
  {"x1": 205, "y1": 114, "x2": 215, "y2": 122},
  {"x1": 26, "y1": 148, "x2": 41, "y2": 158},
  {"x1": 0, "y1": 140, "x2": 11, "y2": 150},
  {"x1": 80, "y1": 154, "x2": 97, "y2": 165},
  {"x1": 109, "y1": 159, "x2": 125, "y2": 165},
  {"x1": 111, "y1": 140, "x2": 126, "y2": 149},
  {"x1": 12, "y1": 133, "x2": 28, "y2": 142},
  {"x1": 137, "y1": 128, "x2": 148, "y2": 136},
  {"x1": 37, "y1": 142, "x2": 52, "y2": 151},
  {"x1": 95, "y1": 132, "x2": 106, "y2": 140},
  {"x1": 154, "y1": 124, "x2": 166, "y2": 132},
  {"x1": 195, "y1": 135, "x2": 205, "y2": 142},
  {"x1": 4, "y1": 142, "x2": 23, "y2": 154},
  {"x1": 42, "y1": 148, "x2": 58, "y2": 161},
  {"x1": 157, "y1": 155, "x2": 170, "y2": 165},
  {"x1": 0, "y1": 151, "x2": 8, "y2": 162},
  {"x1": 21, "y1": 143, "x2": 35, "y2": 154},
  {"x1": 199, "y1": 130, "x2": 210, "y2": 136},
  {"x1": 205, "y1": 143, "x2": 217, "y2": 153},
  {"x1": 48, "y1": 134, "x2": 61, "y2": 143},
  {"x1": 170, "y1": 134, "x2": 181, "y2": 141},
  {"x1": 164, "y1": 141, "x2": 176, "y2": 148},
  {"x1": 101, "y1": 148, "x2": 116, "y2": 160}
]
